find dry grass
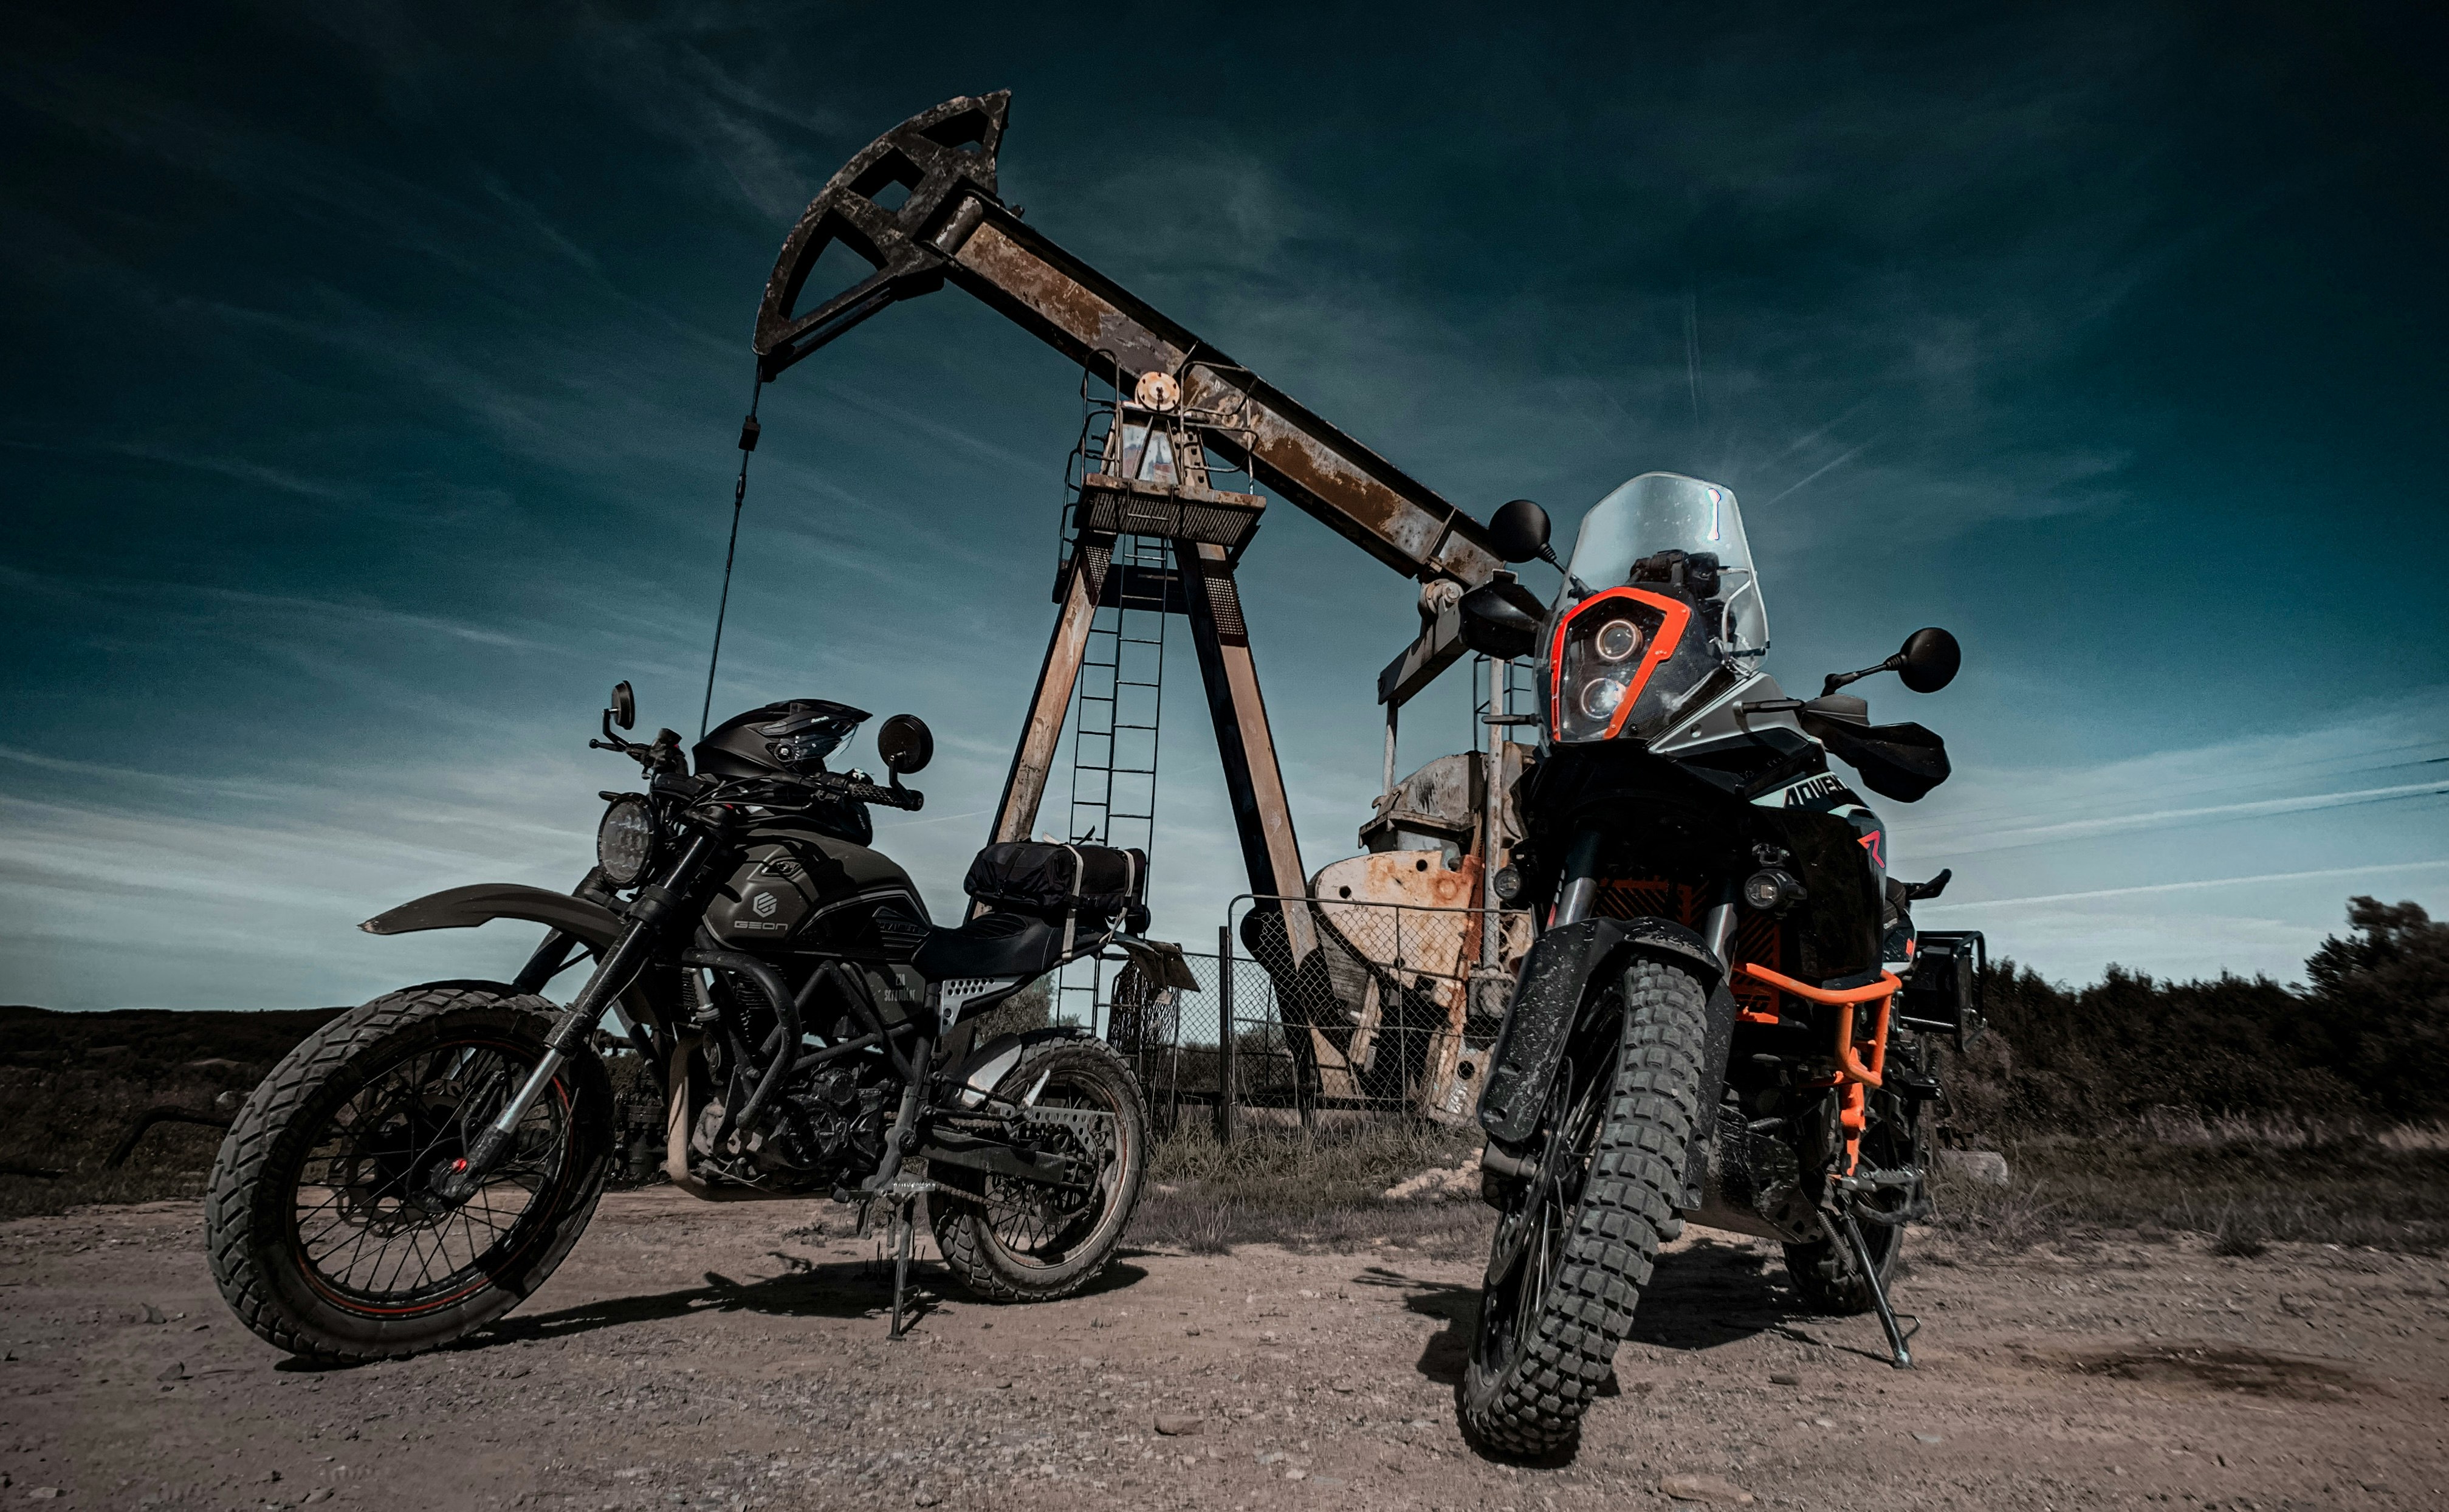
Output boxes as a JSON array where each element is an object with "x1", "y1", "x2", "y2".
[
  {"x1": 13, "y1": 1002, "x2": 2444, "y2": 1261},
  {"x1": 1931, "y1": 1118, "x2": 2449, "y2": 1255},
  {"x1": 0, "y1": 1005, "x2": 348, "y2": 1220},
  {"x1": 1130, "y1": 1118, "x2": 1492, "y2": 1260}
]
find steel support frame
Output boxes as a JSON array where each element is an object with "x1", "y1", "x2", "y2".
[{"x1": 984, "y1": 535, "x2": 1312, "y2": 957}]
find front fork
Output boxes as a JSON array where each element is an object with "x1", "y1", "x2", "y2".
[{"x1": 434, "y1": 828, "x2": 719, "y2": 1203}]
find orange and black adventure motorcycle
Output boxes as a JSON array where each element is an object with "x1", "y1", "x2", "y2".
[{"x1": 1450, "y1": 473, "x2": 1985, "y2": 1457}]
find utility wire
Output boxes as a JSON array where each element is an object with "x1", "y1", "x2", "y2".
[{"x1": 701, "y1": 367, "x2": 765, "y2": 739}]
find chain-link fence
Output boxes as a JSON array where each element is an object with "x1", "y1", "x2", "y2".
[{"x1": 1051, "y1": 893, "x2": 1533, "y2": 1137}]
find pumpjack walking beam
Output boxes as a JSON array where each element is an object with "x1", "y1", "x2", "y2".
[{"x1": 748, "y1": 93, "x2": 1506, "y2": 906}]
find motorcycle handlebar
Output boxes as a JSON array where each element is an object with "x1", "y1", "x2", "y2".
[
  {"x1": 702, "y1": 771, "x2": 924, "y2": 813},
  {"x1": 811, "y1": 772, "x2": 925, "y2": 811}
]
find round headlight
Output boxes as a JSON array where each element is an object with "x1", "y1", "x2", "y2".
[
  {"x1": 1579, "y1": 676, "x2": 1626, "y2": 721},
  {"x1": 596, "y1": 796, "x2": 658, "y2": 887},
  {"x1": 1593, "y1": 618, "x2": 1644, "y2": 663}
]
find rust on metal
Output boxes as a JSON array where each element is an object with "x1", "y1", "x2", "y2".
[
  {"x1": 987, "y1": 540, "x2": 1108, "y2": 851},
  {"x1": 754, "y1": 93, "x2": 1505, "y2": 589}
]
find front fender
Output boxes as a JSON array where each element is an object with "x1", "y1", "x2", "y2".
[
  {"x1": 360, "y1": 883, "x2": 624, "y2": 950},
  {"x1": 357, "y1": 882, "x2": 672, "y2": 1037},
  {"x1": 1475, "y1": 916, "x2": 1728, "y2": 1147}
]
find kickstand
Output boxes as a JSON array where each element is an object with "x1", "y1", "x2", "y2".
[
  {"x1": 879, "y1": 1178, "x2": 936, "y2": 1341},
  {"x1": 1839, "y1": 1201, "x2": 1915, "y2": 1370}
]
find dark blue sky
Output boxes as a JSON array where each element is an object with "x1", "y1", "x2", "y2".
[{"x1": 4, "y1": 2, "x2": 2444, "y2": 1008}]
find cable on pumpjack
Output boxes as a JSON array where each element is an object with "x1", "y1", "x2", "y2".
[{"x1": 701, "y1": 366, "x2": 766, "y2": 738}]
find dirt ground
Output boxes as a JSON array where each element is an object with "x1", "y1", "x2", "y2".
[{"x1": 3, "y1": 1191, "x2": 2444, "y2": 1511}]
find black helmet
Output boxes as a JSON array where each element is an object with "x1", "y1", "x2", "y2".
[{"x1": 693, "y1": 699, "x2": 870, "y2": 778}]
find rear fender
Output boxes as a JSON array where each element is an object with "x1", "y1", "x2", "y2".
[
  {"x1": 944, "y1": 1025, "x2": 1093, "y2": 1110},
  {"x1": 1476, "y1": 916, "x2": 1731, "y2": 1149}
]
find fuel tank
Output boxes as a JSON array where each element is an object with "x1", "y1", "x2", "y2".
[
  {"x1": 701, "y1": 816, "x2": 934, "y2": 1029},
  {"x1": 701, "y1": 815, "x2": 931, "y2": 957}
]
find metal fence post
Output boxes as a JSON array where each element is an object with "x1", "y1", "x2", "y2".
[{"x1": 1215, "y1": 922, "x2": 1235, "y2": 1146}]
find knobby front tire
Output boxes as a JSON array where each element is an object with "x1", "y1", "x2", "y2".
[
  {"x1": 1458, "y1": 958, "x2": 1708, "y2": 1460},
  {"x1": 206, "y1": 984, "x2": 613, "y2": 1362}
]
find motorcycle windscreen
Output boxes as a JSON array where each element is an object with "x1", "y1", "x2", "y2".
[{"x1": 1548, "y1": 473, "x2": 1766, "y2": 744}]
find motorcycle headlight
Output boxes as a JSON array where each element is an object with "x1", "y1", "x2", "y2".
[
  {"x1": 596, "y1": 796, "x2": 658, "y2": 887},
  {"x1": 1549, "y1": 590, "x2": 1690, "y2": 743},
  {"x1": 1594, "y1": 617, "x2": 1644, "y2": 663}
]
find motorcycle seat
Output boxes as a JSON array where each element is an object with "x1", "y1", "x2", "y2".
[{"x1": 912, "y1": 910, "x2": 1063, "y2": 983}]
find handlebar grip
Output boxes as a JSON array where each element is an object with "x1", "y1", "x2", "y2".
[{"x1": 803, "y1": 774, "x2": 922, "y2": 811}]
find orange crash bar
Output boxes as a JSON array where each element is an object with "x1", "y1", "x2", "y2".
[{"x1": 1736, "y1": 963, "x2": 1901, "y2": 1089}]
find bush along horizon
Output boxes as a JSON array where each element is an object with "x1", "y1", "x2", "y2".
[{"x1": 1945, "y1": 895, "x2": 2449, "y2": 1138}]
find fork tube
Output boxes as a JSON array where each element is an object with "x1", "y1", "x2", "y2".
[
  {"x1": 1702, "y1": 880, "x2": 1739, "y2": 969},
  {"x1": 448, "y1": 828, "x2": 719, "y2": 1194},
  {"x1": 1550, "y1": 830, "x2": 1604, "y2": 927}
]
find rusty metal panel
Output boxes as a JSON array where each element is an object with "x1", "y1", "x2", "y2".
[{"x1": 1076, "y1": 475, "x2": 1265, "y2": 551}]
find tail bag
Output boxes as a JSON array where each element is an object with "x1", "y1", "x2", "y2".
[{"x1": 963, "y1": 842, "x2": 1150, "y2": 926}]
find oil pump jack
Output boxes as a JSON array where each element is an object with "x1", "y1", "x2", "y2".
[{"x1": 748, "y1": 93, "x2": 1546, "y2": 1119}]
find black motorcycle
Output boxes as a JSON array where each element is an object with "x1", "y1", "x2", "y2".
[
  {"x1": 1449, "y1": 473, "x2": 1986, "y2": 1457},
  {"x1": 207, "y1": 689, "x2": 1156, "y2": 1361}
]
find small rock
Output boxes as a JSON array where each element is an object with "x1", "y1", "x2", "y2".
[
  {"x1": 1255, "y1": 1451, "x2": 1285, "y2": 1465},
  {"x1": 1283, "y1": 1468, "x2": 1308, "y2": 1482},
  {"x1": 1185, "y1": 1327, "x2": 1200, "y2": 1337},
  {"x1": 143, "y1": 1304, "x2": 166, "y2": 1325},
  {"x1": 1938, "y1": 1149, "x2": 2010, "y2": 1186},
  {"x1": 1153, "y1": 1415, "x2": 1203, "y2": 1437},
  {"x1": 304, "y1": 1491, "x2": 334, "y2": 1505},
  {"x1": 1812, "y1": 1417, "x2": 1836, "y2": 1428},
  {"x1": 1660, "y1": 1472, "x2": 1754, "y2": 1505},
  {"x1": 157, "y1": 1361, "x2": 188, "y2": 1382},
  {"x1": 1768, "y1": 1373, "x2": 1801, "y2": 1386},
  {"x1": 29, "y1": 1490, "x2": 62, "y2": 1502},
  {"x1": 1914, "y1": 1432, "x2": 1945, "y2": 1445},
  {"x1": 914, "y1": 1493, "x2": 941, "y2": 1508},
  {"x1": 261, "y1": 1469, "x2": 283, "y2": 1483}
]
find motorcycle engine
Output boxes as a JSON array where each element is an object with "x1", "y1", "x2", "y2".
[{"x1": 690, "y1": 1057, "x2": 896, "y2": 1188}]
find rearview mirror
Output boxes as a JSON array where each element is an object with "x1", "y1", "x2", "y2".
[
  {"x1": 610, "y1": 681, "x2": 636, "y2": 731},
  {"x1": 1821, "y1": 627, "x2": 1963, "y2": 698},
  {"x1": 876, "y1": 713, "x2": 934, "y2": 775},
  {"x1": 1897, "y1": 627, "x2": 1961, "y2": 694},
  {"x1": 1488, "y1": 498, "x2": 1551, "y2": 565}
]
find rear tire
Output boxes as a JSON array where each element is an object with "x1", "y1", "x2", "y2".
[
  {"x1": 1458, "y1": 959, "x2": 1707, "y2": 1460},
  {"x1": 1783, "y1": 1088, "x2": 1919, "y2": 1314},
  {"x1": 205, "y1": 984, "x2": 613, "y2": 1361},
  {"x1": 930, "y1": 1036, "x2": 1146, "y2": 1302}
]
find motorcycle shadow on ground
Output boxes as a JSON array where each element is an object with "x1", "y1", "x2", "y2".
[
  {"x1": 274, "y1": 1251, "x2": 1150, "y2": 1370},
  {"x1": 1359, "y1": 1233, "x2": 1887, "y2": 1397}
]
